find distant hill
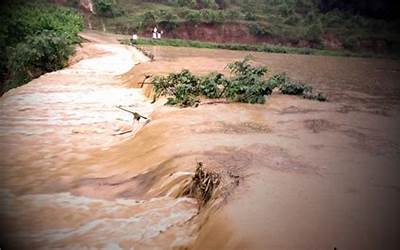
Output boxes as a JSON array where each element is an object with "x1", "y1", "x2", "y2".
[{"x1": 57, "y1": 0, "x2": 400, "y2": 54}]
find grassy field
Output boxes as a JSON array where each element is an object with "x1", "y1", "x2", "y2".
[{"x1": 120, "y1": 37, "x2": 379, "y2": 58}]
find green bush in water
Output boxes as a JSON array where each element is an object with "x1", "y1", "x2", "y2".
[
  {"x1": 225, "y1": 57, "x2": 272, "y2": 103},
  {"x1": 200, "y1": 72, "x2": 229, "y2": 98},
  {"x1": 153, "y1": 69, "x2": 201, "y2": 107},
  {"x1": 279, "y1": 80, "x2": 312, "y2": 95},
  {"x1": 152, "y1": 57, "x2": 327, "y2": 107}
]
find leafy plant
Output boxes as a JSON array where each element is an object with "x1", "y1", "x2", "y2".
[
  {"x1": 267, "y1": 73, "x2": 289, "y2": 89},
  {"x1": 244, "y1": 11, "x2": 257, "y2": 21},
  {"x1": 6, "y1": 31, "x2": 73, "y2": 89},
  {"x1": 177, "y1": 0, "x2": 197, "y2": 8},
  {"x1": 279, "y1": 80, "x2": 312, "y2": 95},
  {"x1": 225, "y1": 57, "x2": 271, "y2": 103},
  {"x1": 272, "y1": 73, "x2": 327, "y2": 101},
  {"x1": 93, "y1": 0, "x2": 120, "y2": 17},
  {"x1": 152, "y1": 57, "x2": 327, "y2": 107},
  {"x1": 200, "y1": 72, "x2": 229, "y2": 98},
  {"x1": 304, "y1": 21, "x2": 324, "y2": 45},
  {"x1": 0, "y1": 2, "x2": 83, "y2": 93},
  {"x1": 141, "y1": 11, "x2": 157, "y2": 28},
  {"x1": 186, "y1": 10, "x2": 202, "y2": 23},
  {"x1": 153, "y1": 69, "x2": 201, "y2": 107}
]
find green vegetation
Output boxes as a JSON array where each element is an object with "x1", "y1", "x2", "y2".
[
  {"x1": 0, "y1": 1, "x2": 83, "y2": 93},
  {"x1": 120, "y1": 37, "x2": 372, "y2": 58},
  {"x1": 86, "y1": 0, "x2": 399, "y2": 56},
  {"x1": 93, "y1": 0, "x2": 123, "y2": 17},
  {"x1": 152, "y1": 57, "x2": 326, "y2": 107}
]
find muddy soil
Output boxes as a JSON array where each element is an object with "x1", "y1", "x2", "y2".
[{"x1": 1, "y1": 33, "x2": 400, "y2": 249}]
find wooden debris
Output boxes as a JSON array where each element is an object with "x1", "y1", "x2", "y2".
[
  {"x1": 116, "y1": 105, "x2": 148, "y2": 121},
  {"x1": 112, "y1": 129, "x2": 133, "y2": 136},
  {"x1": 183, "y1": 162, "x2": 220, "y2": 206},
  {"x1": 140, "y1": 74, "x2": 152, "y2": 88}
]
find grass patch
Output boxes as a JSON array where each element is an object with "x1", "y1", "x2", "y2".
[{"x1": 122, "y1": 38, "x2": 375, "y2": 58}]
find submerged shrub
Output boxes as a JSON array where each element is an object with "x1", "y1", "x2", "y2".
[
  {"x1": 279, "y1": 80, "x2": 312, "y2": 95},
  {"x1": 200, "y1": 72, "x2": 228, "y2": 98},
  {"x1": 266, "y1": 73, "x2": 289, "y2": 89},
  {"x1": 303, "y1": 91, "x2": 327, "y2": 101},
  {"x1": 152, "y1": 57, "x2": 327, "y2": 107},
  {"x1": 274, "y1": 73, "x2": 328, "y2": 101},
  {"x1": 225, "y1": 57, "x2": 271, "y2": 103},
  {"x1": 153, "y1": 69, "x2": 201, "y2": 107}
]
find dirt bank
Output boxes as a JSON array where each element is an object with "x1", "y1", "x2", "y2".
[{"x1": 136, "y1": 22, "x2": 390, "y2": 53}]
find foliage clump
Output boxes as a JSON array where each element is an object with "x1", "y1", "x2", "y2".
[
  {"x1": 93, "y1": 0, "x2": 122, "y2": 17},
  {"x1": 6, "y1": 31, "x2": 74, "y2": 89},
  {"x1": 0, "y1": 1, "x2": 83, "y2": 94},
  {"x1": 225, "y1": 58, "x2": 272, "y2": 104},
  {"x1": 152, "y1": 57, "x2": 327, "y2": 107},
  {"x1": 152, "y1": 69, "x2": 201, "y2": 107}
]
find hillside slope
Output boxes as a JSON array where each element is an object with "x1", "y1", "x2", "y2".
[{"x1": 66, "y1": 0, "x2": 400, "y2": 54}]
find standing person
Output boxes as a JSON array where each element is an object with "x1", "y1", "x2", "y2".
[
  {"x1": 131, "y1": 32, "x2": 138, "y2": 45},
  {"x1": 157, "y1": 30, "x2": 163, "y2": 39},
  {"x1": 152, "y1": 27, "x2": 157, "y2": 39}
]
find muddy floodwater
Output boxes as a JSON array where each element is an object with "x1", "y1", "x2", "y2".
[{"x1": 1, "y1": 32, "x2": 400, "y2": 249}]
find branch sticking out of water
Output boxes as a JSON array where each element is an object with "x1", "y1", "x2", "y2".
[
  {"x1": 181, "y1": 162, "x2": 221, "y2": 207},
  {"x1": 116, "y1": 105, "x2": 148, "y2": 121}
]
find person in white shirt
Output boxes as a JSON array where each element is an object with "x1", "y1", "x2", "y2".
[
  {"x1": 152, "y1": 27, "x2": 157, "y2": 39},
  {"x1": 131, "y1": 33, "x2": 138, "y2": 44}
]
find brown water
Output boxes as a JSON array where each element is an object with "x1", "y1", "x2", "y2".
[
  {"x1": 0, "y1": 34, "x2": 198, "y2": 249},
  {"x1": 1, "y1": 34, "x2": 400, "y2": 249}
]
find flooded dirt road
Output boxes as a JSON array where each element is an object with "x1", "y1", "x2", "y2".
[
  {"x1": 0, "y1": 33, "x2": 197, "y2": 249},
  {"x1": 1, "y1": 33, "x2": 400, "y2": 249}
]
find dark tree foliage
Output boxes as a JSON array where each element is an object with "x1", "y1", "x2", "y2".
[
  {"x1": 0, "y1": 0, "x2": 83, "y2": 93},
  {"x1": 319, "y1": 0, "x2": 399, "y2": 19}
]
